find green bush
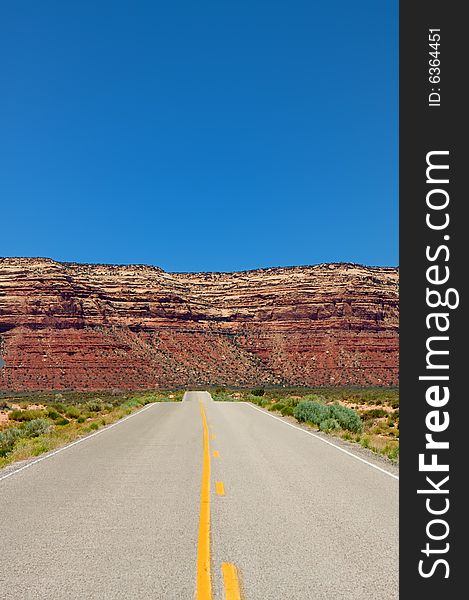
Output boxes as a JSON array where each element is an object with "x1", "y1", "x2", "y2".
[
  {"x1": 362, "y1": 408, "x2": 389, "y2": 419},
  {"x1": 294, "y1": 400, "x2": 330, "y2": 424},
  {"x1": 285, "y1": 397, "x2": 301, "y2": 408},
  {"x1": 22, "y1": 419, "x2": 52, "y2": 438},
  {"x1": 123, "y1": 399, "x2": 140, "y2": 408},
  {"x1": 294, "y1": 400, "x2": 363, "y2": 433},
  {"x1": 386, "y1": 445, "x2": 400, "y2": 460},
  {"x1": 280, "y1": 406, "x2": 294, "y2": 417},
  {"x1": 89, "y1": 422, "x2": 99, "y2": 430},
  {"x1": 214, "y1": 394, "x2": 235, "y2": 402},
  {"x1": 245, "y1": 395, "x2": 263, "y2": 405},
  {"x1": 251, "y1": 388, "x2": 265, "y2": 397},
  {"x1": 56, "y1": 417, "x2": 69, "y2": 426},
  {"x1": 51, "y1": 402, "x2": 66, "y2": 413},
  {"x1": 9, "y1": 409, "x2": 46, "y2": 422},
  {"x1": 77, "y1": 416, "x2": 86, "y2": 423},
  {"x1": 0, "y1": 428, "x2": 24, "y2": 456},
  {"x1": 46, "y1": 409, "x2": 61, "y2": 420},
  {"x1": 319, "y1": 418, "x2": 340, "y2": 432},
  {"x1": 65, "y1": 406, "x2": 81, "y2": 419},
  {"x1": 85, "y1": 399, "x2": 103, "y2": 412},
  {"x1": 330, "y1": 405, "x2": 363, "y2": 433},
  {"x1": 269, "y1": 403, "x2": 285, "y2": 412},
  {"x1": 303, "y1": 393, "x2": 327, "y2": 403}
]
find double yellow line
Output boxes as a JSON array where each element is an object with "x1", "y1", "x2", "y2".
[
  {"x1": 197, "y1": 402, "x2": 212, "y2": 598},
  {"x1": 197, "y1": 402, "x2": 241, "y2": 600}
]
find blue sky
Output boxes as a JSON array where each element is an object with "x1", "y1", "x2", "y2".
[{"x1": 0, "y1": 1, "x2": 398, "y2": 272}]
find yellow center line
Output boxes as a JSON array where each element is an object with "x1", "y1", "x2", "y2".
[
  {"x1": 216, "y1": 481, "x2": 225, "y2": 496},
  {"x1": 213, "y1": 450, "x2": 220, "y2": 458},
  {"x1": 222, "y1": 563, "x2": 242, "y2": 600},
  {"x1": 197, "y1": 401, "x2": 212, "y2": 600}
]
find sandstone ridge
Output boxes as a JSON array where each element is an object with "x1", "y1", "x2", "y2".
[{"x1": 0, "y1": 258, "x2": 398, "y2": 390}]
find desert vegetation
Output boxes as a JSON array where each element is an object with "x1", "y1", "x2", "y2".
[
  {"x1": 0, "y1": 390, "x2": 182, "y2": 468},
  {"x1": 212, "y1": 387, "x2": 399, "y2": 461}
]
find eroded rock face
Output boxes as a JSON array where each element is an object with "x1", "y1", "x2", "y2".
[{"x1": 0, "y1": 258, "x2": 398, "y2": 390}]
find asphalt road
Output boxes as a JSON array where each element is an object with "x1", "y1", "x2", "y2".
[{"x1": 0, "y1": 392, "x2": 398, "y2": 599}]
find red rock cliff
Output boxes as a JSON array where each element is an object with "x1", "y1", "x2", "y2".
[{"x1": 0, "y1": 258, "x2": 398, "y2": 390}]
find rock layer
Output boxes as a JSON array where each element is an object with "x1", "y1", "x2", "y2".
[{"x1": 0, "y1": 258, "x2": 398, "y2": 390}]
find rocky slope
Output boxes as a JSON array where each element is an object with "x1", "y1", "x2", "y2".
[{"x1": 0, "y1": 258, "x2": 398, "y2": 390}]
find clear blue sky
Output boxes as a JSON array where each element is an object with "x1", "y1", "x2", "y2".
[{"x1": 0, "y1": 1, "x2": 397, "y2": 272}]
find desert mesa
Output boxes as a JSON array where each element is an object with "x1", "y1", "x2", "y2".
[{"x1": 0, "y1": 258, "x2": 398, "y2": 390}]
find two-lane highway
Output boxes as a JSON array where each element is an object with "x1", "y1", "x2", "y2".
[{"x1": 0, "y1": 392, "x2": 398, "y2": 599}]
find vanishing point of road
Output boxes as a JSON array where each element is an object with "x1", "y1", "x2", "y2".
[{"x1": 0, "y1": 392, "x2": 398, "y2": 600}]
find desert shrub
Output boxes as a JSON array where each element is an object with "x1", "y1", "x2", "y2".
[
  {"x1": 89, "y1": 422, "x2": 99, "y2": 430},
  {"x1": 0, "y1": 401, "x2": 11, "y2": 410},
  {"x1": 245, "y1": 394, "x2": 262, "y2": 405},
  {"x1": 294, "y1": 400, "x2": 363, "y2": 433},
  {"x1": 214, "y1": 394, "x2": 235, "y2": 402},
  {"x1": 280, "y1": 406, "x2": 294, "y2": 417},
  {"x1": 9, "y1": 409, "x2": 46, "y2": 422},
  {"x1": 245, "y1": 395, "x2": 271, "y2": 408},
  {"x1": 22, "y1": 419, "x2": 52, "y2": 438},
  {"x1": 329, "y1": 405, "x2": 363, "y2": 433},
  {"x1": 386, "y1": 445, "x2": 400, "y2": 460},
  {"x1": 65, "y1": 406, "x2": 81, "y2": 419},
  {"x1": 85, "y1": 399, "x2": 103, "y2": 412},
  {"x1": 108, "y1": 397, "x2": 123, "y2": 407},
  {"x1": 46, "y1": 409, "x2": 61, "y2": 420},
  {"x1": 362, "y1": 408, "x2": 388, "y2": 419},
  {"x1": 302, "y1": 394, "x2": 327, "y2": 403},
  {"x1": 251, "y1": 388, "x2": 265, "y2": 397},
  {"x1": 360, "y1": 436, "x2": 370, "y2": 449},
  {"x1": 51, "y1": 403, "x2": 66, "y2": 413},
  {"x1": 56, "y1": 417, "x2": 69, "y2": 426},
  {"x1": 319, "y1": 418, "x2": 340, "y2": 432},
  {"x1": 77, "y1": 416, "x2": 86, "y2": 423},
  {"x1": 32, "y1": 442, "x2": 50, "y2": 456},
  {"x1": 284, "y1": 397, "x2": 301, "y2": 408},
  {"x1": 0, "y1": 428, "x2": 24, "y2": 456},
  {"x1": 269, "y1": 403, "x2": 284, "y2": 412},
  {"x1": 294, "y1": 400, "x2": 330, "y2": 424}
]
